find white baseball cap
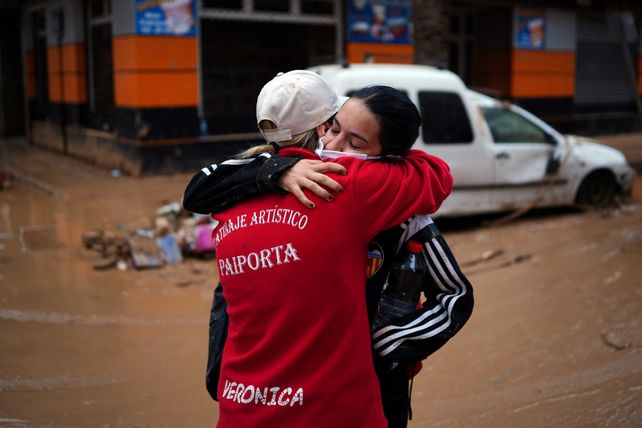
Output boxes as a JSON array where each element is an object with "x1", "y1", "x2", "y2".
[{"x1": 256, "y1": 70, "x2": 341, "y2": 143}]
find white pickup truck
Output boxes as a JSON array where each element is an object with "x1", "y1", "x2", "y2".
[{"x1": 308, "y1": 64, "x2": 636, "y2": 217}]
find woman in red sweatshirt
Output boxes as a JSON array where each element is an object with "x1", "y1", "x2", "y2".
[{"x1": 213, "y1": 85, "x2": 452, "y2": 428}]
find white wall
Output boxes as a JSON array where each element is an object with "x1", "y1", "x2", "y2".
[
  {"x1": 546, "y1": 9, "x2": 576, "y2": 51},
  {"x1": 112, "y1": 0, "x2": 136, "y2": 36}
]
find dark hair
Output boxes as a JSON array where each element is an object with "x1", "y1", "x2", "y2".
[{"x1": 349, "y1": 85, "x2": 421, "y2": 156}]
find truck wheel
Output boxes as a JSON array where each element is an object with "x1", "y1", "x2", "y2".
[{"x1": 575, "y1": 170, "x2": 616, "y2": 208}]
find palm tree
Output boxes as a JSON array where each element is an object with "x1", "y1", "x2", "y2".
[{"x1": 413, "y1": 0, "x2": 450, "y2": 67}]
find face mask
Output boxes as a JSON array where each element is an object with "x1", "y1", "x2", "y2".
[{"x1": 314, "y1": 137, "x2": 368, "y2": 161}]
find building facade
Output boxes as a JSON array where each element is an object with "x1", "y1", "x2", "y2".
[{"x1": 1, "y1": 0, "x2": 641, "y2": 174}]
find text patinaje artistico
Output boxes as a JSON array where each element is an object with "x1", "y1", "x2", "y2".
[{"x1": 214, "y1": 207, "x2": 307, "y2": 278}]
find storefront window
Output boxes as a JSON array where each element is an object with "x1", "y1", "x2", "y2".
[
  {"x1": 90, "y1": 0, "x2": 111, "y2": 19},
  {"x1": 90, "y1": 25, "x2": 114, "y2": 114},
  {"x1": 87, "y1": 0, "x2": 114, "y2": 130},
  {"x1": 31, "y1": 9, "x2": 49, "y2": 120},
  {"x1": 254, "y1": 0, "x2": 289, "y2": 12},
  {"x1": 199, "y1": 0, "x2": 338, "y2": 136},
  {"x1": 301, "y1": 0, "x2": 334, "y2": 15},
  {"x1": 203, "y1": 0, "x2": 242, "y2": 9},
  {"x1": 448, "y1": 11, "x2": 475, "y2": 85},
  {"x1": 200, "y1": 20, "x2": 334, "y2": 135},
  {"x1": 34, "y1": 9, "x2": 46, "y2": 32}
]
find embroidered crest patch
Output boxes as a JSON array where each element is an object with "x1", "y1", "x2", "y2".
[{"x1": 366, "y1": 241, "x2": 384, "y2": 278}]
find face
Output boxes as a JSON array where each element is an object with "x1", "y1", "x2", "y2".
[{"x1": 322, "y1": 99, "x2": 383, "y2": 156}]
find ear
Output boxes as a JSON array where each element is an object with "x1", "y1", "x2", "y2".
[{"x1": 315, "y1": 123, "x2": 328, "y2": 137}]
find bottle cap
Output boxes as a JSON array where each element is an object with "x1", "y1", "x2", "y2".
[{"x1": 407, "y1": 240, "x2": 423, "y2": 253}]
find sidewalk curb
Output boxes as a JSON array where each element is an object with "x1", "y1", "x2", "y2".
[{"x1": 5, "y1": 165, "x2": 58, "y2": 197}]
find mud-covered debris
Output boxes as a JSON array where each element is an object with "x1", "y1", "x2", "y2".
[
  {"x1": 601, "y1": 332, "x2": 632, "y2": 351},
  {"x1": 93, "y1": 255, "x2": 119, "y2": 270},
  {"x1": 193, "y1": 223, "x2": 216, "y2": 256},
  {"x1": 461, "y1": 249, "x2": 504, "y2": 267},
  {"x1": 116, "y1": 260, "x2": 128, "y2": 271},
  {"x1": 512, "y1": 254, "x2": 532, "y2": 264},
  {"x1": 83, "y1": 230, "x2": 130, "y2": 258},
  {"x1": 464, "y1": 252, "x2": 533, "y2": 275},
  {"x1": 157, "y1": 234, "x2": 182, "y2": 264},
  {"x1": 129, "y1": 232, "x2": 164, "y2": 270},
  {"x1": 174, "y1": 280, "x2": 193, "y2": 288},
  {"x1": 156, "y1": 202, "x2": 181, "y2": 218},
  {"x1": 82, "y1": 230, "x2": 103, "y2": 249},
  {"x1": 81, "y1": 201, "x2": 216, "y2": 271},
  {"x1": 155, "y1": 217, "x2": 183, "y2": 264},
  {"x1": 495, "y1": 254, "x2": 532, "y2": 269}
]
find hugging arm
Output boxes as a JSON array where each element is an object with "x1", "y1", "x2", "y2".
[
  {"x1": 182, "y1": 153, "x2": 300, "y2": 215},
  {"x1": 353, "y1": 149, "x2": 453, "y2": 241},
  {"x1": 183, "y1": 153, "x2": 346, "y2": 214},
  {"x1": 371, "y1": 217, "x2": 474, "y2": 363}
]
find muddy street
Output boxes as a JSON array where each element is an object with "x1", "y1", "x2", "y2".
[{"x1": 1, "y1": 140, "x2": 642, "y2": 427}]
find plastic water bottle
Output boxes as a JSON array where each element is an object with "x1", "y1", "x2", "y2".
[{"x1": 372, "y1": 240, "x2": 426, "y2": 331}]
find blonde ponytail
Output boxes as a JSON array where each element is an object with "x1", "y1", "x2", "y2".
[{"x1": 237, "y1": 120, "x2": 320, "y2": 158}]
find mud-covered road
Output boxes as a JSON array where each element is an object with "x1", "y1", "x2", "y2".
[{"x1": 1, "y1": 138, "x2": 641, "y2": 427}]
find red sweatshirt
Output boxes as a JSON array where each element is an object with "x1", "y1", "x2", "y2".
[{"x1": 213, "y1": 148, "x2": 452, "y2": 428}]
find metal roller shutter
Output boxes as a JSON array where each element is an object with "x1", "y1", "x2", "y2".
[
  {"x1": 199, "y1": 0, "x2": 340, "y2": 136},
  {"x1": 575, "y1": 16, "x2": 633, "y2": 105}
]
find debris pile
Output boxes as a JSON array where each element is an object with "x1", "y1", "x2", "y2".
[{"x1": 82, "y1": 202, "x2": 216, "y2": 271}]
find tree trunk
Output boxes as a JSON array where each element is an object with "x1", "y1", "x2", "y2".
[{"x1": 413, "y1": 0, "x2": 450, "y2": 67}]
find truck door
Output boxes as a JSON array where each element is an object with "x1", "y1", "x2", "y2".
[
  {"x1": 415, "y1": 91, "x2": 495, "y2": 216},
  {"x1": 480, "y1": 105, "x2": 557, "y2": 209}
]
